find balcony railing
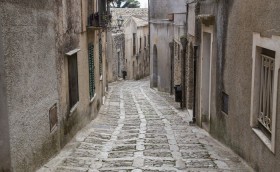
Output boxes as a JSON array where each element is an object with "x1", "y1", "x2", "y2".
[{"x1": 88, "y1": 12, "x2": 112, "y2": 29}]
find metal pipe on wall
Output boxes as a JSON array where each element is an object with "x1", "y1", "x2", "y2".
[{"x1": 192, "y1": 45, "x2": 199, "y2": 123}]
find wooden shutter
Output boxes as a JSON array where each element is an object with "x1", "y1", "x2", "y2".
[{"x1": 88, "y1": 43, "x2": 95, "y2": 98}]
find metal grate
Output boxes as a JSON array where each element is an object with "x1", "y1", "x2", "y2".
[
  {"x1": 258, "y1": 54, "x2": 275, "y2": 133},
  {"x1": 88, "y1": 43, "x2": 95, "y2": 98}
]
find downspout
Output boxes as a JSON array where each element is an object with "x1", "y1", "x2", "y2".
[
  {"x1": 180, "y1": 36, "x2": 188, "y2": 109},
  {"x1": 179, "y1": 2, "x2": 190, "y2": 109},
  {"x1": 148, "y1": 0, "x2": 151, "y2": 79},
  {"x1": 192, "y1": 45, "x2": 199, "y2": 123}
]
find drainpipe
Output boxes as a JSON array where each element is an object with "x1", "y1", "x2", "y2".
[
  {"x1": 180, "y1": 36, "x2": 188, "y2": 109},
  {"x1": 192, "y1": 45, "x2": 199, "y2": 124}
]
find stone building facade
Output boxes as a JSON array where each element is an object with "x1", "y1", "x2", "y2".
[
  {"x1": 0, "y1": 0, "x2": 109, "y2": 171},
  {"x1": 107, "y1": 8, "x2": 149, "y2": 81},
  {"x1": 149, "y1": 0, "x2": 187, "y2": 103},
  {"x1": 149, "y1": 0, "x2": 186, "y2": 92},
  {"x1": 124, "y1": 16, "x2": 149, "y2": 80},
  {"x1": 107, "y1": 32, "x2": 125, "y2": 82},
  {"x1": 185, "y1": 0, "x2": 280, "y2": 171}
]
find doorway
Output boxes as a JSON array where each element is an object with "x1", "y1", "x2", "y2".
[{"x1": 200, "y1": 30, "x2": 213, "y2": 131}]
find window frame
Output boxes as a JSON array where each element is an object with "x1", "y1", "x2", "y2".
[
  {"x1": 67, "y1": 52, "x2": 80, "y2": 110},
  {"x1": 133, "y1": 33, "x2": 136, "y2": 55},
  {"x1": 250, "y1": 33, "x2": 280, "y2": 153},
  {"x1": 140, "y1": 37, "x2": 142, "y2": 51}
]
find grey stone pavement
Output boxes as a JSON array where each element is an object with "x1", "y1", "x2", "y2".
[{"x1": 38, "y1": 79, "x2": 253, "y2": 172}]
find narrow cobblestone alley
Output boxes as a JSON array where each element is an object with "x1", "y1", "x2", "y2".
[{"x1": 38, "y1": 79, "x2": 253, "y2": 172}]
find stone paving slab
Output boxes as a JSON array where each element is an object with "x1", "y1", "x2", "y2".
[{"x1": 38, "y1": 79, "x2": 254, "y2": 172}]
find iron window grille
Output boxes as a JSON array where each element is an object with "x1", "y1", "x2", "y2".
[{"x1": 258, "y1": 54, "x2": 275, "y2": 134}]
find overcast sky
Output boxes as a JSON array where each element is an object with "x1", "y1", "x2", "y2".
[{"x1": 139, "y1": 0, "x2": 148, "y2": 8}]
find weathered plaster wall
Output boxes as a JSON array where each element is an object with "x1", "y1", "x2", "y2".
[
  {"x1": 107, "y1": 32, "x2": 125, "y2": 82},
  {"x1": 136, "y1": 25, "x2": 149, "y2": 80},
  {"x1": 198, "y1": 0, "x2": 280, "y2": 171},
  {"x1": 150, "y1": 22, "x2": 174, "y2": 92},
  {"x1": 0, "y1": 1, "x2": 60, "y2": 171},
  {"x1": 56, "y1": 0, "x2": 84, "y2": 148},
  {"x1": 124, "y1": 19, "x2": 136, "y2": 80},
  {"x1": 149, "y1": 0, "x2": 186, "y2": 92},
  {"x1": 0, "y1": 14, "x2": 11, "y2": 171},
  {"x1": 0, "y1": 0, "x2": 107, "y2": 171},
  {"x1": 173, "y1": 42, "x2": 181, "y2": 86},
  {"x1": 107, "y1": 33, "x2": 115, "y2": 82}
]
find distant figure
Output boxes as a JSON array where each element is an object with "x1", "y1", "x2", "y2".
[{"x1": 122, "y1": 70, "x2": 127, "y2": 80}]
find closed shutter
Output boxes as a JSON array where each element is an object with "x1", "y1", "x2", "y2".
[
  {"x1": 99, "y1": 38, "x2": 103, "y2": 76},
  {"x1": 88, "y1": 43, "x2": 95, "y2": 98}
]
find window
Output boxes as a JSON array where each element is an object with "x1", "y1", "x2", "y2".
[
  {"x1": 222, "y1": 91, "x2": 229, "y2": 114},
  {"x1": 250, "y1": 33, "x2": 280, "y2": 153},
  {"x1": 140, "y1": 37, "x2": 142, "y2": 51},
  {"x1": 133, "y1": 33, "x2": 136, "y2": 55},
  {"x1": 88, "y1": 43, "x2": 95, "y2": 99},
  {"x1": 68, "y1": 53, "x2": 79, "y2": 109},
  {"x1": 49, "y1": 104, "x2": 58, "y2": 132},
  {"x1": 144, "y1": 36, "x2": 147, "y2": 48},
  {"x1": 99, "y1": 38, "x2": 102, "y2": 76},
  {"x1": 258, "y1": 50, "x2": 275, "y2": 136}
]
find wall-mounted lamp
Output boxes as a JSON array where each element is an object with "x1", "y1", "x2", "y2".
[{"x1": 117, "y1": 15, "x2": 124, "y2": 30}]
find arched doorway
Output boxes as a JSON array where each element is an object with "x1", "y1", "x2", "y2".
[{"x1": 153, "y1": 45, "x2": 158, "y2": 87}]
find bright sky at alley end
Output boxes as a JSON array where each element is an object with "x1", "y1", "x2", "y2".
[{"x1": 139, "y1": 0, "x2": 148, "y2": 8}]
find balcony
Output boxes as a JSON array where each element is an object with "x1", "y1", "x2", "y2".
[{"x1": 88, "y1": 12, "x2": 112, "y2": 29}]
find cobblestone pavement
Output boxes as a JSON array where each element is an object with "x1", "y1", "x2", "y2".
[{"x1": 38, "y1": 79, "x2": 253, "y2": 172}]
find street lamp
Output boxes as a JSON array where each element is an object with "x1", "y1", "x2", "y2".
[{"x1": 117, "y1": 15, "x2": 124, "y2": 30}]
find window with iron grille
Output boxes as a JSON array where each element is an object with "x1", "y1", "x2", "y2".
[
  {"x1": 250, "y1": 33, "x2": 280, "y2": 153},
  {"x1": 133, "y1": 33, "x2": 136, "y2": 55},
  {"x1": 68, "y1": 53, "x2": 79, "y2": 108},
  {"x1": 258, "y1": 51, "x2": 275, "y2": 135},
  {"x1": 99, "y1": 38, "x2": 102, "y2": 76},
  {"x1": 88, "y1": 43, "x2": 95, "y2": 99}
]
